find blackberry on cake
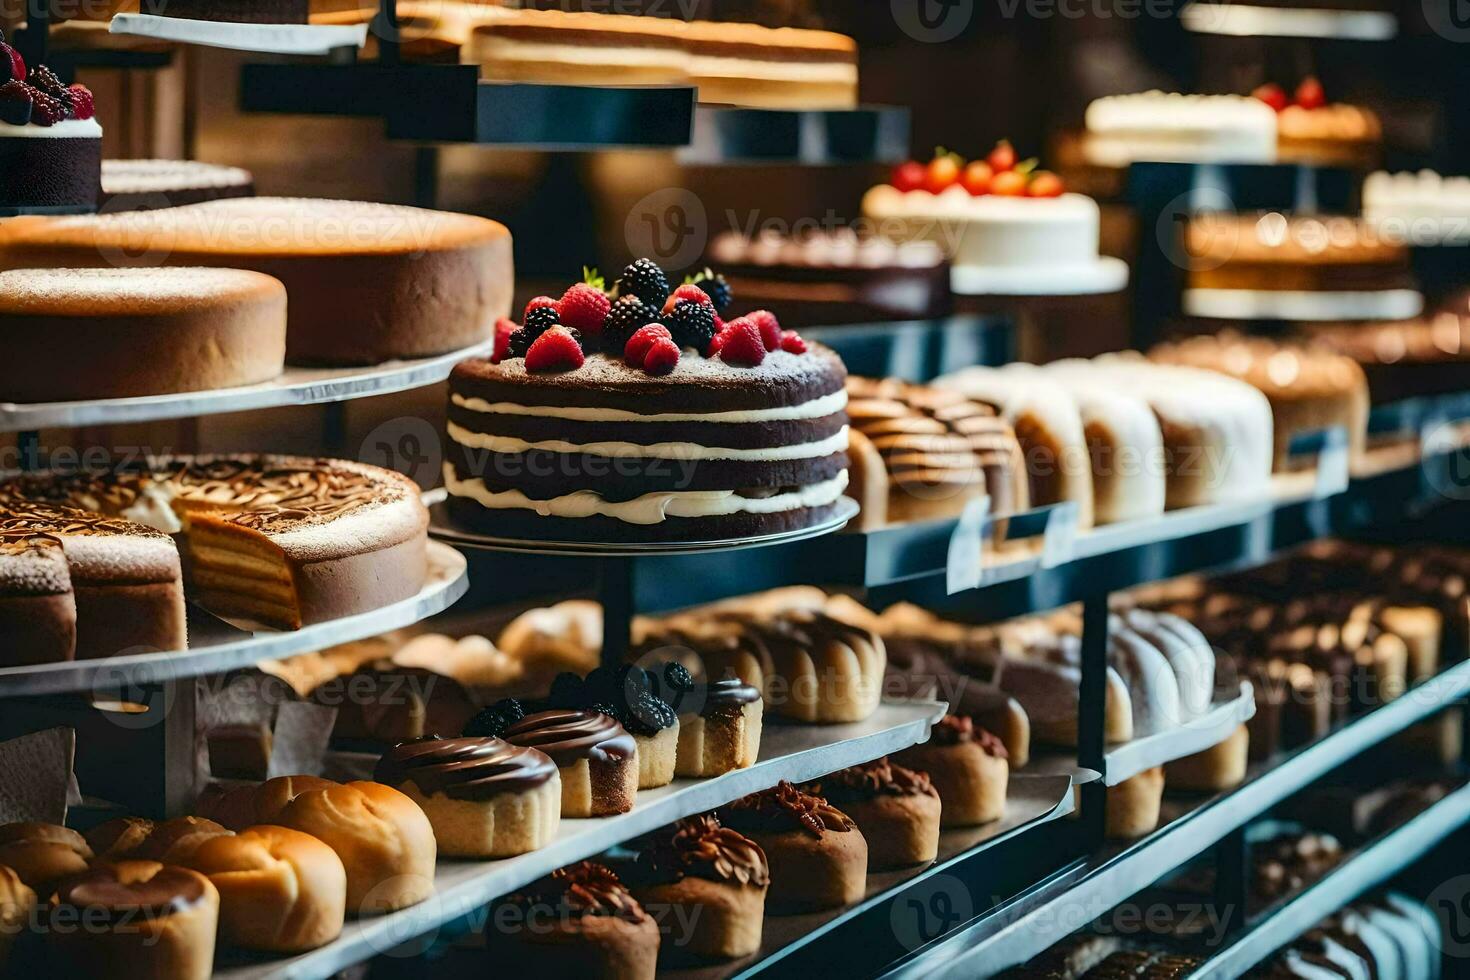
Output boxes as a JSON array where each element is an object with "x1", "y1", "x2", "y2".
[
  {"x1": 0, "y1": 34, "x2": 102, "y2": 213},
  {"x1": 688, "y1": 268, "x2": 733, "y2": 313},
  {"x1": 667, "y1": 297, "x2": 718, "y2": 353},
  {"x1": 617, "y1": 257, "x2": 670, "y2": 309},
  {"x1": 603, "y1": 293, "x2": 657, "y2": 356}
]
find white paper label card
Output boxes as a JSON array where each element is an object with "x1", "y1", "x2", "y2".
[
  {"x1": 1041, "y1": 501, "x2": 1081, "y2": 569},
  {"x1": 268, "y1": 702, "x2": 339, "y2": 779},
  {"x1": 0, "y1": 727, "x2": 76, "y2": 825},
  {"x1": 1314, "y1": 426, "x2": 1350, "y2": 498},
  {"x1": 946, "y1": 496, "x2": 990, "y2": 595}
]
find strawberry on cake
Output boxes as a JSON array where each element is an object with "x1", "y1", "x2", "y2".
[
  {"x1": 444, "y1": 260, "x2": 850, "y2": 543},
  {"x1": 0, "y1": 31, "x2": 101, "y2": 214}
]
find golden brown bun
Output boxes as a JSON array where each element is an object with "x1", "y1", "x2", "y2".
[
  {"x1": 200, "y1": 774, "x2": 339, "y2": 830},
  {"x1": 1163, "y1": 725, "x2": 1249, "y2": 792},
  {"x1": 0, "y1": 864, "x2": 35, "y2": 971},
  {"x1": 277, "y1": 781, "x2": 437, "y2": 914},
  {"x1": 133, "y1": 817, "x2": 234, "y2": 864},
  {"x1": 186, "y1": 826, "x2": 347, "y2": 952},
  {"x1": 45, "y1": 860, "x2": 218, "y2": 980},
  {"x1": 1104, "y1": 767, "x2": 1164, "y2": 840},
  {"x1": 84, "y1": 817, "x2": 155, "y2": 860},
  {"x1": 0, "y1": 823, "x2": 92, "y2": 893}
]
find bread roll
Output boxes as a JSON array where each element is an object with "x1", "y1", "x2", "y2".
[
  {"x1": 277, "y1": 781, "x2": 436, "y2": 914},
  {"x1": 0, "y1": 864, "x2": 34, "y2": 972},
  {"x1": 200, "y1": 774, "x2": 338, "y2": 830},
  {"x1": 0, "y1": 822, "x2": 92, "y2": 893},
  {"x1": 46, "y1": 861, "x2": 218, "y2": 980},
  {"x1": 185, "y1": 826, "x2": 346, "y2": 952}
]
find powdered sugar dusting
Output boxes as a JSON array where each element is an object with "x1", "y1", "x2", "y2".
[
  {"x1": 0, "y1": 267, "x2": 284, "y2": 313},
  {"x1": 102, "y1": 159, "x2": 252, "y2": 194}
]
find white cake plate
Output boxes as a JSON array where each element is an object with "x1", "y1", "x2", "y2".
[
  {"x1": 427, "y1": 493, "x2": 860, "y2": 558},
  {"x1": 1183, "y1": 286, "x2": 1424, "y2": 322},
  {"x1": 0, "y1": 541, "x2": 467, "y2": 698},
  {"x1": 109, "y1": 13, "x2": 368, "y2": 54},
  {"x1": 0, "y1": 339, "x2": 491, "y2": 434},
  {"x1": 950, "y1": 256, "x2": 1130, "y2": 297},
  {"x1": 1181, "y1": 2, "x2": 1397, "y2": 41}
]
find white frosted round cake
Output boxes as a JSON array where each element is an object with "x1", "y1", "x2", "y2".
[
  {"x1": 1363, "y1": 170, "x2": 1470, "y2": 245},
  {"x1": 1084, "y1": 92, "x2": 1278, "y2": 165},
  {"x1": 444, "y1": 259, "x2": 850, "y2": 543},
  {"x1": 862, "y1": 144, "x2": 1109, "y2": 293}
]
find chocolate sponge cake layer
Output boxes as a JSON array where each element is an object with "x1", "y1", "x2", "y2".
[
  {"x1": 0, "y1": 136, "x2": 101, "y2": 212},
  {"x1": 444, "y1": 345, "x2": 851, "y2": 543},
  {"x1": 447, "y1": 447, "x2": 849, "y2": 501}
]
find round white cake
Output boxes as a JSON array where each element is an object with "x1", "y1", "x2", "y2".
[
  {"x1": 1083, "y1": 91, "x2": 1278, "y2": 166},
  {"x1": 862, "y1": 184, "x2": 1100, "y2": 271}
]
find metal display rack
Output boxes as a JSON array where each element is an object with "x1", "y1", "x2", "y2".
[{"x1": 212, "y1": 701, "x2": 947, "y2": 980}]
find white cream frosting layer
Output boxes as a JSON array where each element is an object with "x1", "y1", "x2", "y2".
[
  {"x1": 447, "y1": 421, "x2": 849, "y2": 462},
  {"x1": 450, "y1": 388, "x2": 848, "y2": 424},
  {"x1": 0, "y1": 118, "x2": 103, "y2": 139},
  {"x1": 444, "y1": 465, "x2": 849, "y2": 525}
]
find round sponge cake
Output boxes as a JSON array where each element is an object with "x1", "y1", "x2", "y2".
[
  {"x1": 0, "y1": 267, "x2": 287, "y2": 403},
  {"x1": 0, "y1": 198, "x2": 514, "y2": 365}
]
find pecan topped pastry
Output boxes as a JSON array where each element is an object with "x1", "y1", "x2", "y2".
[
  {"x1": 718, "y1": 782, "x2": 867, "y2": 914},
  {"x1": 496, "y1": 861, "x2": 660, "y2": 980},
  {"x1": 630, "y1": 815, "x2": 771, "y2": 960},
  {"x1": 894, "y1": 715, "x2": 1010, "y2": 829},
  {"x1": 806, "y1": 758, "x2": 937, "y2": 804},
  {"x1": 804, "y1": 759, "x2": 943, "y2": 870},
  {"x1": 641, "y1": 815, "x2": 769, "y2": 888},
  {"x1": 721, "y1": 781, "x2": 855, "y2": 839}
]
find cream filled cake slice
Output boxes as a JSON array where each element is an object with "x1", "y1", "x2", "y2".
[
  {"x1": 0, "y1": 457, "x2": 429, "y2": 631},
  {"x1": 444, "y1": 260, "x2": 849, "y2": 543},
  {"x1": 0, "y1": 503, "x2": 186, "y2": 663}
]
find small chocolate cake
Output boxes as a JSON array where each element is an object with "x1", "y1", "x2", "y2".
[{"x1": 0, "y1": 40, "x2": 102, "y2": 214}]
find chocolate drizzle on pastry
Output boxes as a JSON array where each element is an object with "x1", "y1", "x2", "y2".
[
  {"x1": 931, "y1": 715, "x2": 1008, "y2": 758},
  {"x1": 502, "y1": 709, "x2": 636, "y2": 767},
  {"x1": 374, "y1": 735, "x2": 557, "y2": 800},
  {"x1": 702, "y1": 677, "x2": 761, "y2": 717},
  {"x1": 53, "y1": 865, "x2": 208, "y2": 922},
  {"x1": 641, "y1": 815, "x2": 770, "y2": 887},
  {"x1": 807, "y1": 758, "x2": 937, "y2": 804},
  {"x1": 509, "y1": 861, "x2": 646, "y2": 922},
  {"x1": 720, "y1": 781, "x2": 855, "y2": 838}
]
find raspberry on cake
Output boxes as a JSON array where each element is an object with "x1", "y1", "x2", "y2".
[
  {"x1": 444, "y1": 262, "x2": 850, "y2": 544},
  {"x1": 0, "y1": 32, "x2": 102, "y2": 214}
]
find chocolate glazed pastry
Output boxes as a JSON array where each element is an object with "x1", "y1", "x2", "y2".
[
  {"x1": 46, "y1": 861, "x2": 219, "y2": 980},
  {"x1": 675, "y1": 677, "x2": 764, "y2": 778},
  {"x1": 806, "y1": 758, "x2": 942, "y2": 869},
  {"x1": 375, "y1": 736, "x2": 561, "y2": 858},
  {"x1": 502, "y1": 710, "x2": 639, "y2": 817},
  {"x1": 720, "y1": 781, "x2": 867, "y2": 913},
  {"x1": 892, "y1": 715, "x2": 1008, "y2": 828},
  {"x1": 631, "y1": 815, "x2": 769, "y2": 961},
  {"x1": 492, "y1": 861, "x2": 659, "y2": 980}
]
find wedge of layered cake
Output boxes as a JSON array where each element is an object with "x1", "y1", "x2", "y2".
[
  {"x1": 444, "y1": 260, "x2": 850, "y2": 543},
  {"x1": 0, "y1": 503, "x2": 185, "y2": 664},
  {"x1": 0, "y1": 456, "x2": 429, "y2": 631}
]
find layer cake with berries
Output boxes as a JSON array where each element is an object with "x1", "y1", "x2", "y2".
[
  {"x1": 863, "y1": 143, "x2": 1102, "y2": 282},
  {"x1": 0, "y1": 456, "x2": 429, "y2": 631},
  {"x1": 0, "y1": 267, "x2": 287, "y2": 403},
  {"x1": 0, "y1": 36, "x2": 102, "y2": 214},
  {"x1": 445, "y1": 261, "x2": 850, "y2": 543},
  {"x1": 0, "y1": 197, "x2": 512, "y2": 364}
]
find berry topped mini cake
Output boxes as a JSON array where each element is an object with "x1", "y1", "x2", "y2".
[
  {"x1": 1252, "y1": 77, "x2": 1381, "y2": 167},
  {"x1": 862, "y1": 142, "x2": 1103, "y2": 285},
  {"x1": 445, "y1": 260, "x2": 850, "y2": 543},
  {"x1": 0, "y1": 32, "x2": 101, "y2": 214}
]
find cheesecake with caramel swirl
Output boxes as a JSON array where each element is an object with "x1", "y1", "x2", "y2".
[{"x1": 0, "y1": 455, "x2": 428, "y2": 632}]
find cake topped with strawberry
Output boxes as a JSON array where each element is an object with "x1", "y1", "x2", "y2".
[
  {"x1": 445, "y1": 258, "x2": 850, "y2": 543},
  {"x1": 1253, "y1": 76, "x2": 1381, "y2": 167},
  {"x1": 0, "y1": 29, "x2": 102, "y2": 214},
  {"x1": 862, "y1": 141, "x2": 1104, "y2": 282}
]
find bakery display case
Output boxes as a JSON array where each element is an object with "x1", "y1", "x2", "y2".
[{"x1": 3, "y1": 2, "x2": 1470, "y2": 979}]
